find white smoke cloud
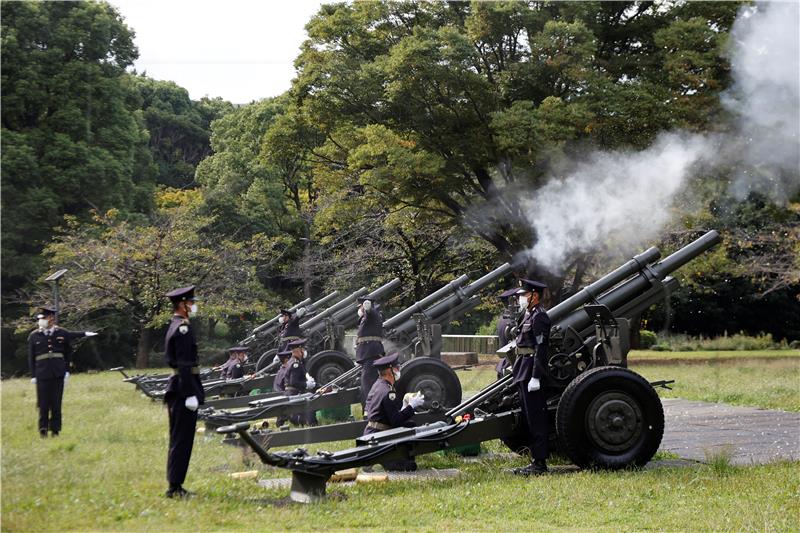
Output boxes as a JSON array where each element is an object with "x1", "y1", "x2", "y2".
[
  {"x1": 523, "y1": 133, "x2": 713, "y2": 272},
  {"x1": 520, "y1": 2, "x2": 799, "y2": 274},
  {"x1": 724, "y1": 1, "x2": 800, "y2": 201}
]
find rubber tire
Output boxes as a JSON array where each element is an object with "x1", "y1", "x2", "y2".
[
  {"x1": 395, "y1": 357, "x2": 462, "y2": 408},
  {"x1": 556, "y1": 366, "x2": 664, "y2": 470},
  {"x1": 255, "y1": 348, "x2": 279, "y2": 372},
  {"x1": 305, "y1": 350, "x2": 354, "y2": 385}
]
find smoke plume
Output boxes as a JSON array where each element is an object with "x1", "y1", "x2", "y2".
[{"x1": 521, "y1": 1, "x2": 800, "y2": 274}]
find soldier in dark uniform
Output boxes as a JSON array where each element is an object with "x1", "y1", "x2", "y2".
[
  {"x1": 277, "y1": 307, "x2": 306, "y2": 351},
  {"x1": 28, "y1": 305, "x2": 97, "y2": 437},
  {"x1": 283, "y1": 338, "x2": 317, "y2": 426},
  {"x1": 226, "y1": 346, "x2": 248, "y2": 380},
  {"x1": 216, "y1": 348, "x2": 239, "y2": 379},
  {"x1": 354, "y1": 296, "x2": 385, "y2": 406},
  {"x1": 272, "y1": 348, "x2": 293, "y2": 427},
  {"x1": 163, "y1": 285, "x2": 205, "y2": 498},
  {"x1": 495, "y1": 287, "x2": 521, "y2": 379},
  {"x1": 510, "y1": 279, "x2": 552, "y2": 476},
  {"x1": 362, "y1": 353, "x2": 425, "y2": 471}
]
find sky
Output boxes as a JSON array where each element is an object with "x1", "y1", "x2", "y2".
[{"x1": 110, "y1": 0, "x2": 328, "y2": 104}]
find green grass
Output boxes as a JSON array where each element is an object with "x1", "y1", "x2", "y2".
[
  {"x1": 2, "y1": 360, "x2": 799, "y2": 532},
  {"x1": 629, "y1": 348, "x2": 799, "y2": 360}
]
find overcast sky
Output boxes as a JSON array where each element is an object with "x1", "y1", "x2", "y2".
[{"x1": 110, "y1": 0, "x2": 328, "y2": 104}]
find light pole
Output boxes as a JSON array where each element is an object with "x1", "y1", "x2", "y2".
[{"x1": 45, "y1": 269, "x2": 68, "y2": 321}]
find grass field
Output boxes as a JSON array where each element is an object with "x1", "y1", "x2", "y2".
[{"x1": 2, "y1": 352, "x2": 798, "y2": 532}]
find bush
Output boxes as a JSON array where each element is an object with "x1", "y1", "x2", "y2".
[
  {"x1": 652, "y1": 332, "x2": 785, "y2": 351},
  {"x1": 475, "y1": 322, "x2": 497, "y2": 336},
  {"x1": 640, "y1": 329, "x2": 658, "y2": 349}
]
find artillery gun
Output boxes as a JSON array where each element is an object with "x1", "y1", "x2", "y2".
[
  {"x1": 219, "y1": 230, "x2": 721, "y2": 503},
  {"x1": 201, "y1": 262, "x2": 518, "y2": 434}
]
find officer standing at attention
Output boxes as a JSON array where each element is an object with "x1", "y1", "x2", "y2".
[
  {"x1": 163, "y1": 285, "x2": 205, "y2": 498},
  {"x1": 283, "y1": 338, "x2": 317, "y2": 425},
  {"x1": 355, "y1": 296, "x2": 385, "y2": 406},
  {"x1": 362, "y1": 352, "x2": 425, "y2": 470},
  {"x1": 510, "y1": 279, "x2": 552, "y2": 476},
  {"x1": 277, "y1": 307, "x2": 306, "y2": 351},
  {"x1": 28, "y1": 305, "x2": 98, "y2": 437}
]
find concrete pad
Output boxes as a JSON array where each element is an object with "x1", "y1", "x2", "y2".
[
  {"x1": 442, "y1": 352, "x2": 479, "y2": 366},
  {"x1": 660, "y1": 398, "x2": 800, "y2": 465}
]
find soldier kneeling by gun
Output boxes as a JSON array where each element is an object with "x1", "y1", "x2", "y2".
[
  {"x1": 284, "y1": 338, "x2": 318, "y2": 426},
  {"x1": 363, "y1": 352, "x2": 425, "y2": 471}
]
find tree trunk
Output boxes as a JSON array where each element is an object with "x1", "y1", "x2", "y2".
[
  {"x1": 135, "y1": 326, "x2": 153, "y2": 369},
  {"x1": 208, "y1": 318, "x2": 217, "y2": 340}
]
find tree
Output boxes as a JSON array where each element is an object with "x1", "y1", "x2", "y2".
[
  {"x1": 41, "y1": 189, "x2": 273, "y2": 368},
  {"x1": 125, "y1": 75, "x2": 235, "y2": 188},
  {"x1": 273, "y1": 1, "x2": 743, "y2": 294},
  {"x1": 1, "y1": 1, "x2": 152, "y2": 296}
]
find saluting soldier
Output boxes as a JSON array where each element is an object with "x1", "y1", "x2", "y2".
[
  {"x1": 510, "y1": 279, "x2": 552, "y2": 476},
  {"x1": 362, "y1": 353, "x2": 425, "y2": 471},
  {"x1": 163, "y1": 285, "x2": 205, "y2": 498},
  {"x1": 283, "y1": 338, "x2": 317, "y2": 426},
  {"x1": 28, "y1": 305, "x2": 97, "y2": 437},
  {"x1": 276, "y1": 307, "x2": 306, "y2": 351},
  {"x1": 354, "y1": 296, "x2": 385, "y2": 405}
]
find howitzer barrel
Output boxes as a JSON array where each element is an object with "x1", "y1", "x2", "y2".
[
  {"x1": 383, "y1": 274, "x2": 470, "y2": 331},
  {"x1": 554, "y1": 231, "x2": 721, "y2": 334},
  {"x1": 306, "y1": 290, "x2": 342, "y2": 313},
  {"x1": 547, "y1": 247, "x2": 661, "y2": 323},
  {"x1": 392, "y1": 262, "x2": 516, "y2": 335},
  {"x1": 251, "y1": 298, "x2": 313, "y2": 335},
  {"x1": 300, "y1": 288, "x2": 369, "y2": 332},
  {"x1": 326, "y1": 278, "x2": 403, "y2": 330}
]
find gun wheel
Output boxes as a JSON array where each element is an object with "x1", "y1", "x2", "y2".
[
  {"x1": 396, "y1": 358, "x2": 462, "y2": 408},
  {"x1": 305, "y1": 350, "x2": 354, "y2": 385},
  {"x1": 255, "y1": 349, "x2": 279, "y2": 372},
  {"x1": 556, "y1": 366, "x2": 664, "y2": 469}
]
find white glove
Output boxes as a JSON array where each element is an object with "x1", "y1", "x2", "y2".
[
  {"x1": 85, "y1": 331, "x2": 98, "y2": 337},
  {"x1": 272, "y1": 354, "x2": 281, "y2": 365},
  {"x1": 409, "y1": 394, "x2": 425, "y2": 410},
  {"x1": 306, "y1": 378, "x2": 316, "y2": 390},
  {"x1": 362, "y1": 300, "x2": 372, "y2": 312},
  {"x1": 527, "y1": 377, "x2": 541, "y2": 392},
  {"x1": 31, "y1": 377, "x2": 37, "y2": 384},
  {"x1": 64, "y1": 372, "x2": 70, "y2": 382},
  {"x1": 185, "y1": 396, "x2": 199, "y2": 411},
  {"x1": 295, "y1": 307, "x2": 306, "y2": 318}
]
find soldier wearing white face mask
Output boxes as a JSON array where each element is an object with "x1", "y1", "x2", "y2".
[
  {"x1": 163, "y1": 285, "x2": 204, "y2": 498},
  {"x1": 510, "y1": 279, "x2": 551, "y2": 476},
  {"x1": 27, "y1": 305, "x2": 98, "y2": 438}
]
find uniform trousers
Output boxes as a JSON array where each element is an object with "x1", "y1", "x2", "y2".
[
  {"x1": 359, "y1": 359, "x2": 378, "y2": 406},
  {"x1": 166, "y1": 394, "x2": 197, "y2": 487},
  {"x1": 37, "y1": 377, "x2": 65, "y2": 433},
  {"x1": 517, "y1": 382, "x2": 549, "y2": 461}
]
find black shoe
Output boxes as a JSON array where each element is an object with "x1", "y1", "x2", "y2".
[
  {"x1": 510, "y1": 462, "x2": 548, "y2": 476},
  {"x1": 39, "y1": 431, "x2": 48, "y2": 439},
  {"x1": 51, "y1": 431, "x2": 59, "y2": 437},
  {"x1": 165, "y1": 486, "x2": 192, "y2": 499}
]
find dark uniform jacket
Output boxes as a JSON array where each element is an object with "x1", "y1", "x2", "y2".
[
  {"x1": 228, "y1": 363, "x2": 244, "y2": 380},
  {"x1": 364, "y1": 378, "x2": 414, "y2": 428},
  {"x1": 274, "y1": 362, "x2": 288, "y2": 392},
  {"x1": 511, "y1": 304, "x2": 551, "y2": 385},
  {"x1": 355, "y1": 306, "x2": 385, "y2": 363},
  {"x1": 164, "y1": 315, "x2": 205, "y2": 404},
  {"x1": 28, "y1": 327, "x2": 85, "y2": 379},
  {"x1": 278, "y1": 316, "x2": 303, "y2": 351},
  {"x1": 284, "y1": 357, "x2": 311, "y2": 393}
]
